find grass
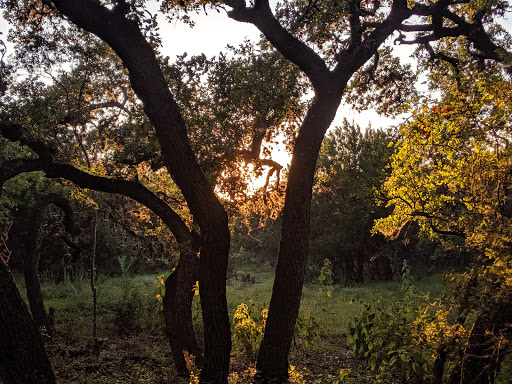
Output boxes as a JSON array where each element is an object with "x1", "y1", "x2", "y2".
[
  {"x1": 227, "y1": 264, "x2": 444, "y2": 339},
  {"x1": 12, "y1": 265, "x2": 445, "y2": 383}
]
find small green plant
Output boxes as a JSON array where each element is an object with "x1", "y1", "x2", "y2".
[
  {"x1": 153, "y1": 274, "x2": 166, "y2": 311},
  {"x1": 117, "y1": 254, "x2": 135, "y2": 277},
  {"x1": 232, "y1": 302, "x2": 268, "y2": 362},
  {"x1": 113, "y1": 287, "x2": 162, "y2": 336},
  {"x1": 113, "y1": 288, "x2": 144, "y2": 336},
  {"x1": 318, "y1": 258, "x2": 334, "y2": 299},
  {"x1": 346, "y1": 260, "x2": 431, "y2": 384},
  {"x1": 293, "y1": 311, "x2": 319, "y2": 349}
]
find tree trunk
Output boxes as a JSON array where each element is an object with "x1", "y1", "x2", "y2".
[
  {"x1": 51, "y1": 3, "x2": 232, "y2": 382},
  {"x1": 163, "y1": 244, "x2": 203, "y2": 375},
  {"x1": 447, "y1": 292, "x2": 512, "y2": 384},
  {"x1": 256, "y1": 91, "x2": 343, "y2": 382},
  {"x1": 0, "y1": 260, "x2": 56, "y2": 384},
  {"x1": 24, "y1": 195, "x2": 77, "y2": 335},
  {"x1": 23, "y1": 201, "x2": 50, "y2": 332},
  {"x1": 354, "y1": 251, "x2": 365, "y2": 284},
  {"x1": 23, "y1": 246, "x2": 51, "y2": 332},
  {"x1": 198, "y1": 221, "x2": 231, "y2": 384}
]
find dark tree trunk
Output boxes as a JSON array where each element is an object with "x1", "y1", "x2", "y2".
[
  {"x1": 23, "y1": 195, "x2": 77, "y2": 335},
  {"x1": 0, "y1": 260, "x2": 56, "y2": 384},
  {"x1": 256, "y1": 92, "x2": 343, "y2": 382},
  {"x1": 446, "y1": 293, "x2": 512, "y2": 384},
  {"x1": 23, "y1": 247, "x2": 50, "y2": 331},
  {"x1": 51, "y1": 3, "x2": 232, "y2": 382},
  {"x1": 431, "y1": 346, "x2": 447, "y2": 384},
  {"x1": 226, "y1": 3, "x2": 411, "y2": 381},
  {"x1": 23, "y1": 207, "x2": 49, "y2": 332},
  {"x1": 380, "y1": 254, "x2": 393, "y2": 281},
  {"x1": 163, "y1": 243, "x2": 203, "y2": 375},
  {"x1": 355, "y1": 253, "x2": 365, "y2": 284}
]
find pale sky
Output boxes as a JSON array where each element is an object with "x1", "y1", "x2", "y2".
[{"x1": 155, "y1": 7, "x2": 403, "y2": 130}]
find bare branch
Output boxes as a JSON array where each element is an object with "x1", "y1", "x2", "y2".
[{"x1": 227, "y1": 0, "x2": 330, "y2": 90}]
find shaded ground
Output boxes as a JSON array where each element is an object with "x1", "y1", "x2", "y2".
[
  {"x1": 44, "y1": 331, "x2": 362, "y2": 383},
  {"x1": 23, "y1": 270, "x2": 444, "y2": 383},
  {"x1": 46, "y1": 333, "x2": 180, "y2": 384}
]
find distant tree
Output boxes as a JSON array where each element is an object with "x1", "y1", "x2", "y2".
[{"x1": 311, "y1": 121, "x2": 394, "y2": 283}]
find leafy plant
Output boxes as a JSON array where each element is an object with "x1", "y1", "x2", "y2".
[
  {"x1": 113, "y1": 288, "x2": 144, "y2": 336},
  {"x1": 346, "y1": 261, "x2": 431, "y2": 383},
  {"x1": 293, "y1": 311, "x2": 319, "y2": 350},
  {"x1": 153, "y1": 274, "x2": 166, "y2": 312},
  {"x1": 117, "y1": 254, "x2": 135, "y2": 277},
  {"x1": 318, "y1": 258, "x2": 334, "y2": 299},
  {"x1": 113, "y1": 287, "x2": 162, "y2": 336},
  {"x1": 232, "y1": 302, "x2": 268, "y2": 363}
]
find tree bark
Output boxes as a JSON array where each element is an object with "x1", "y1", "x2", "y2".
[
  {"x1": 163, "y1": 238, "x2": 203, "y2": 375},
  {"x1": 256, "y1": 91, "x2": 343, "y2": 382},
  {"x1": 0, "y1": 260, "x2": 56, "y2": 384},
  {"x1": 23, "y1": 194, "x2": 77, "y2": 335}
]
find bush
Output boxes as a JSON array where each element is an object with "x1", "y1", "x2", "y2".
[
  {"x1": 232, "y1": 302, "x2": 268, "y2": 363},
  {"x1": 347, "y1": 261, "x2": 431, "y2": 384}
]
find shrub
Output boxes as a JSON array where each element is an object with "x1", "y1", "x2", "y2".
[
  {"x1": 346, "y1": 261, "x2": 431, "y2": 384},
  {"x1": 113, "y1": 287, "x2": 162, "y2": 336},
  {"x1": 232, "y1": 302, "x2": 268, "y2": 363}
]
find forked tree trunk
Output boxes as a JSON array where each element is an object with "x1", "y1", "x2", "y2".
[{"x1": 0, "y1": 260, "x2": 56, "y2": 384}]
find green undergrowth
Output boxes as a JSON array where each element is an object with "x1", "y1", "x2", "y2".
[{"x1": 12, "y1": 265, "x2": 445, "y2": 383}]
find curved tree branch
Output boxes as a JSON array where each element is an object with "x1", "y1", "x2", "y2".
[
  {"x1": 0, "y1": 120, "x2": 203, "y2": 372},
  {"x1": 227, "y1": 0, "x2": 330, "y2": 90},
  {"x1": 0, "y1": 159, "x2": 44, "y2": 191}
]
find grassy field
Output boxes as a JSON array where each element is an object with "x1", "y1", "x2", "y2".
[{"x1": 14, "y1": 266, "x2": 447, "y2": 383}]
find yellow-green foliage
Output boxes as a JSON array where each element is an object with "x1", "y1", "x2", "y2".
[
  {"x1": 318, "y1": 258, "x2": 334, "y2": 299},
  {"x1": 232, "y1": 302, "x2": 268, "y2": 362},
  {"x1": 185, "y1": 351, "x2": 199, "y2": 384},
  {"x1": 374, "y1": 67, "x2": 512, "y2": 382}
]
